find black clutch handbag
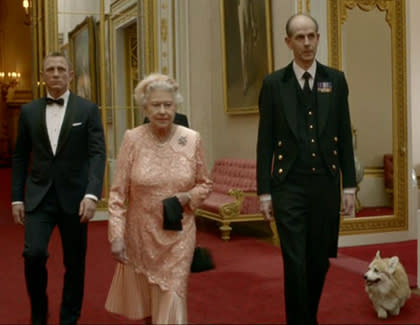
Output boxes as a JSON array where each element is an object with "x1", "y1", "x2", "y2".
[
  {"x1": 191, "y1": 246, "x2": 215, "y2": 273},
  {"x1": 162, "y1": 196, "x2": 183, "y2": 231}
]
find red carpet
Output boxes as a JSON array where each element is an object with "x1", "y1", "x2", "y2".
[
  {"x1": 356, "y1": 206, "x2": 394, "y2": 217},
  {"x1": 1, "y1": 221, "x2": 420, "y2": 324},
  {"x1": 1, "y1": 166, "x2": 419, "y2": 324},
  {"x1": 0, "y1": 168, "x2": 12, "y2": 225}
]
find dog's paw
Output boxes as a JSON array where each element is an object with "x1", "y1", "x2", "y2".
[
  {"x1": 389, "y1": 307, "x2": 400, "y2": 316},
  {"x1": 377, "y1": 308, "x2": 388, "y2": 319}
]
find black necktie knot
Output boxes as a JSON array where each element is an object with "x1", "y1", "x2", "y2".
[
  {"x1": 46, "y1": 97, "x2": 64, "y2": 106},
  {"x1": 302, "y1": 71, "x2": 312, "y2": 98}
]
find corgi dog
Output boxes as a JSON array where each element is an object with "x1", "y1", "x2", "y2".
[{"x1": 364, "y1": 250, "x2": 411, "y2": 319}]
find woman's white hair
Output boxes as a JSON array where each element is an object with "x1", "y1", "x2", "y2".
[{"x1": 134, "y1": 73, "x2": 183, "y2": 107}]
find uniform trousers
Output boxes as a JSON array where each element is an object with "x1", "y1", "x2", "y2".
[{"x1": 271, "y1": 172, "x2": 340, "y2": 325}]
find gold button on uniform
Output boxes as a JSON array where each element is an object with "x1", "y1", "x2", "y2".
[
  {"x1": 309, "y1": 125, "x2": 314, "y2": 129},
  {"x1": 278, "y1": 154, "x2": 283, "y2": 160},
  {"x1": 312, "y1": 167, "x2": 316, "y2": 172},
  {"x1": 332, "y1": 164, "x2": 337, "y2": 171},
  {"x1": 333, "y1": 150, "x2": 338, "y2": 156},
  {"x1": 308, "y1": 111, "x2": 313, "y2": 116},
  {"x1": 333, "y1": 136, "x2": 338, "y2": 142},
  {"x1": 311, "y1": 139, "x2": 315, "y2": 143},
  {"x1": 279, "y1": 168, "x2": 284, "y2": 174},
  {"x1": 278, "y1": 141, "x2": 283, "y2": 147},
  {"x1": 312, "y1": 153, "x2": 316, "y2": 158}
]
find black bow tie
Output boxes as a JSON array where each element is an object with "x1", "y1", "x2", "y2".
[{"x1": 46, "y1": 97, "x2": 64, "y2": 106}]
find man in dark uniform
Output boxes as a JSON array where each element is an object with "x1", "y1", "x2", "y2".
[
  {"x1": 12, "y1": 52, "x2": 106, "y2": 325},
  {"x1": 256, "y1": 14, "x2": 356, "y2": 325}
]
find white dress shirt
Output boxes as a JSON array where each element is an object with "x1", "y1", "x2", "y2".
[
  {"x1": 46, "y1": 90, "x2": 69, "y2": 155},
  {"x1": 293, "y1": 60, "x2": 317, "y2": 91}
]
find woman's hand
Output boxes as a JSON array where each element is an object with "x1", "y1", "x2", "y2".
[
  {"x1": 111, "y1": 239, "x2": 128, "y2": 264},
  {"x1": 192, "y1": 180, "x2": 213, "y2": 200},
  {"x1": 187, "y1": 179, "x2": 213, "y2": 209},
  {"x1": 175, "y1": 192, "x2": 191, "y2": 206}
]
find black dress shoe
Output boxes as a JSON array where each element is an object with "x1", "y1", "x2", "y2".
[
  {"x1": 31, "y1": 316, "x2": 47, "y2": 325},
  {"x1": 31, "y1": 301, "x2": 48, "y2": 325}
]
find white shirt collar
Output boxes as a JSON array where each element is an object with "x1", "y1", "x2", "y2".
[{"x1": 293, "y1": 61, "x2": 317, "y2": 81}]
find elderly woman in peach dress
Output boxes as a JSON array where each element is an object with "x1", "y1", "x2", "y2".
[{"x1": 105, "y1": 73, "x2": 212, "y2": 324}]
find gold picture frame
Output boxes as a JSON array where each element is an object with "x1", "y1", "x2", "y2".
[
  {"x1": 60, "y1": 42, "x2": 69, "y2": 61},
  {"x1": 95, "y1": 15, "x2": 112, "y2": 123},
  {"x1": 69, "y1": 16, "x2": 97, "y2": 102},
  {"x1": 220, "y1": 0, "x2": 273, "y2": 114}
]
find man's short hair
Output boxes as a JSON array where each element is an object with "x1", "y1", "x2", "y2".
[
  {"x1": 285, "y1": 14, "x2": 319, "y2": 37},
  {"x1": 43, "y1": 52, "x2": 73, "y2": 71}
]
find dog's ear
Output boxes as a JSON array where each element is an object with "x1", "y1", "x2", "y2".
[
  {"x1": 388, "y1": 256, "x2": 400, "y2": 274},
  {"x1": 375, "y1": 250, "x2": 381, "y2": 259}
]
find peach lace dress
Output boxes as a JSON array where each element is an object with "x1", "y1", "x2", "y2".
[{"x1": 105, "y1": 125, "x2": 209, "y2": 324}]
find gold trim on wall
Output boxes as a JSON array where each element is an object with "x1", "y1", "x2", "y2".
[
  {"x1": 172, "y1": 0, "x2": 176, "y2": 79},
  {"x1": 99, "y1": 0, "x2": 109, "y2": 202},
  {"x1": 364, "y1": 167, "x2": 385, "y2": 177},
  {"x1": 305, "y1": 0, "x2": 311, "y2": 13},
  {"x1": 44, "y1": 0, "x2": 58, "y2": 54},
  {"x1": 32, "y1": 1, "x2": 42, "y2": 98},
  {"x1": 110, "y1": 2, "x2": 137, "y2": 162},
  {"x1": 157, "y1": 1, "x2": 172, "y2": 76},
  {"x1": 328, "y1": 0, "x2": 407, "y2": 235},
  {"x1": 144, "y1": 0, "x2": 157, "y2": 75},
  {"x1": 125, "y1": 24, "x2": 139, "y2": 127}
]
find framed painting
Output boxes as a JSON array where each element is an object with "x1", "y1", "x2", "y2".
[
  {"x1": 220, "y1": 0, "x2": 273, "y2": 114},
  {"x1": 69, "y1": 16, "x2": 97, "y2": 102}
]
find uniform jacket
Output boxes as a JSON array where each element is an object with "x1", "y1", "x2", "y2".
[
  {"x1": 257, "y1": 61, "x2": 356, "y2": 194},
  {"x1": 12, "y1": 92, "x2": 106, "y2": 213}
]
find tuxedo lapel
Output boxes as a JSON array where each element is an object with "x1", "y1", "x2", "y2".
[
  {"x1": 315, "y1": 63, "x2": 332, "y2": 136},
  {"x1": 280, "y1": 64, "x2": 298, "y2": 139},
  {"x1": 38, "y1": 98, "x2": 54, "y2": 156},
  {"x1": 55, "y1": 93, "x2": 75, "y2": 155}
]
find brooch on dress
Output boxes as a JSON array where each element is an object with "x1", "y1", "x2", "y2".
[{"x1": 178, "y1": 136, "x2": 187, "y2": 146}]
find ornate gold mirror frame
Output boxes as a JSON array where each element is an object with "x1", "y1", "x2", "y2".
[{"x1": 328, "y1": 0, "x2": 408, "y2": 235}]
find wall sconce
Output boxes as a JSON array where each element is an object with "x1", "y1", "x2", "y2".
[
  {"x1": 0, "y1": 72, "x2": 21, "y2": 100},
  {"x1": 22, "y1": 0, "x2": 32, "y2": 25}
]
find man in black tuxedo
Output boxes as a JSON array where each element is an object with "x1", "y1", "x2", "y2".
[
  {"x1": 144, "y1": 112, "x2": 189, "y2": 127},
  {"x1": 11, "y1": 52, "x2": 106, "y2": 325},
  {"x1": 257, "y1": 14, "x2": 356, "y2": 325}
]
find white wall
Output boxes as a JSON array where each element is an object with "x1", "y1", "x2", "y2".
[{"x1": 407, "y1": 2, "x2": 420, "y2": 174}]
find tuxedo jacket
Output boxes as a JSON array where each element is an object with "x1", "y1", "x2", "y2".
[
  {"x1": 257, "y1": 61, "x2": 356, "y2": 194},
  {"x1": 143, "y1": 112, "x2": 189, "y2": 128},
  {"x1": 12, "y1": 92, "x2": 106, "y2": 214}
]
